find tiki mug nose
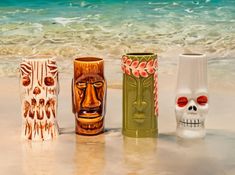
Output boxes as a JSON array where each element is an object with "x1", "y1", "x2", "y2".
[
  {"x1": 33, "y1": 86, "x2": 41, "y2": 95},
  {"x1": 188, "y1": 105, "x2": 197, "y2": 112},
  {"x1": 133, "y1": 101, "x2": 147, "y2": 112},
  {"x1": 132, "y1": 78, "x2": 147, "y2": 112},
  {"x1": 187, "y1": 99, "x2": 198, "y2": 112},
  {"x1": 82, "y1": 83, "x2": 101, "y2": 108}
]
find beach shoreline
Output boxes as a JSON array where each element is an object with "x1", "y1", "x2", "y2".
[{"x1": 0, "y1": 74, "x2": 235, "y2": 174}]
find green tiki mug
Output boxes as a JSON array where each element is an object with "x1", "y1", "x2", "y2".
[{"x1": 122, "y1": 53, "x2": 158, "y2": 138}]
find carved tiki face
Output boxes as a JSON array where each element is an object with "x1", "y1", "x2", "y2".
[
  {"x1": 175, "y1": 54, "x2": 209, "y2": 139},
  {"x1": 122, "y1": 53, "x2": 158, "y2": 137},
  {"x1": 20, "y1": 55, "x2": 59, "y2": 141},
  {"x1": 72, "y1": 57, "x2": 106, "y2": 135}
]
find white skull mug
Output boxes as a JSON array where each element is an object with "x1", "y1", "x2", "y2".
[
  {"x1": 20, "y1": 56, "x2": 59, "y2": 141},
  {"x1": 175, "y1": 54, "x2": 209, "y2": 139}
]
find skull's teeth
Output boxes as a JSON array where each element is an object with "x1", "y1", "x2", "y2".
[
  {"x1": 179, "y1": 119, "x2": 204, "y2": 128},
  {"x1": 23, "y1": 99, "x2": 56, "y2": 119}
]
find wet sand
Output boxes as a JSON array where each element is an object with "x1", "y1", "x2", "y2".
[{"x1": 0, "y1": 73, "x2": 235, "y2": 175}]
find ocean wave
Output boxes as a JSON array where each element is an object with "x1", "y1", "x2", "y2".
[
  {"x1": 185, "y1": 9, "x2": 194, "y2": 13},
  {"x1": 148, "y1": 2, "x2": 169, "y2": 5},
  {"x1": 68, "y1": 1, "x2": 97, "y2": 8},
  {"x1": 3, "y1": 8, "x2": 44, "y2": 15},
  {"x1": 52, "y1": 17, "x2": 81, "y2": 26},
  {"x1": 0, "y1": 0, "x2": 234, "y2": 81},
  {"x1": 51, "y1": 14, "x2": 101, "y2": 26},
  {"x1": 0, "y1": 23, "x2": 44, "y2": 36}
]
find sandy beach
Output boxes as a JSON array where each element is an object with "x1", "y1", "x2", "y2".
[{"x1": 0, "y1": 68, "x2": 235, "y2": 175}]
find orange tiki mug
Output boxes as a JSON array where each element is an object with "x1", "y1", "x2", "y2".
[{"x1": 72, "y1": 57, "x2": 107, "y2": 135}]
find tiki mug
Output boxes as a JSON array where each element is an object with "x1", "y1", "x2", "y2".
[
  {"x1": 72, "y1": 57, "x2": 106, "y2": 135},
  {"x1": 175, "y1": 54, "x2": 209, "y2": 139},
  {"x1": 122, "y1": 53, "x2": 158, "y2": 138},
  {"x1": 19, "y1": 55, "x2": 59, "y2": 141}
]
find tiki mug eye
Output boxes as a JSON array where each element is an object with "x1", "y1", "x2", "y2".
[
  {"x1": 93, "y1": 81, "x2": 103, "y2": 88},
  {"x1": 197, "y1": 95, "x2": 208, "y2": 106},
  {"x1": 177, "y1": 97, "x2": 188, "y2": 107},
  {"x1": 143, "y1": 76, "x2": 152, "y2": 87},
  {"x1": 127, "y1": 76, "x2": 137, "y2": 87},
  {"x1": 22, "y1": 76, "x2": 30, "y2": 86},
  {"x1": 44, "y1": 76, "x2": 55, "y2": 86},
  {"x1": 76, "y1": 82, "x2": 87, "y2": 89}
]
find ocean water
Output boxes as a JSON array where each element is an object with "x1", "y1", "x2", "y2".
[{"x1": 0, "y1": 0, "x2": 234, "y2": 85}]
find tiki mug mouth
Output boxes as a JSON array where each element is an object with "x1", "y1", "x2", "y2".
[
  {"x1": 75, "y1": 114, "x2": 104, "y2": 135},
  {"x1": 77, "y1": 107, "x2": 102, "y2": 118},
  {"x1": 75, "y1": 103, "x2": 104, "y2": 135},
  {"x1": 23, "y1": 98, "x2": 56, "y2": 120},
  {"x1": 133, "y1": 113, "x2": 145, "y2": 123}
]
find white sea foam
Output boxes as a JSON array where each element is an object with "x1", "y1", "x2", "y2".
[
  {"x1": 5, "y1": 8, "x2": 43, "y2": 15},
  {"x1": 5, "y1": 9, "x2": 20, "y2": 15},
  {"x1": 80, "y1": 1, "x2": 90, "y2": 8},
  {"x1": 148, "y1": 2, "x2": 168, "y2": 5},
  {"x1": 154, "y1": 8, "x2": 161, "y2": 11},
  {"x1": 52, "y1": 17, "x2": 80, "y2": 26},
  {"x1": 32, "y1": 23, "x2": 43, "y2": 31},
  {"x1": 185, "y1": 9, "x2": 194, "y2": 13}
]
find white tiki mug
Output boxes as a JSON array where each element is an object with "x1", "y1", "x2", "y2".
[
  {"x1": 175, "y1": 54, "x2": 209, "y2": 139},
  {"x1": 20, "y1": 55, "x2": 59, "y2": 141}
]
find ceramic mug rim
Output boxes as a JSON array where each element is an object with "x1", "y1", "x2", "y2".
[
  {"x1": 180, "y1": 53, "x2": 206, "y2": 57},
  {"x1": 125, "y1": 52, "x2": 156, "y2": 56},
  {"x1": 74, "y1": 57, "x2": 103, "y2": 63}
]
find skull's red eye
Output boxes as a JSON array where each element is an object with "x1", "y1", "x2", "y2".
[
  {"x1": 177, "y1": 97, "x2": 188, "y2": 107},
  {"x1": 197, "y1": 96, "x2": 208, "y2": 105},
  {"x1": 22, "y1": 76, "x2": 30, "y2": 86},
  {"x1": 44, "y1": 77, "x2": 54, "y2": 86}
]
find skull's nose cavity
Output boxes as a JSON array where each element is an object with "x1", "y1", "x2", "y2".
[
  {"x1": 188, "y1": 105, "x2": 197, "y2": 111},
  {"x1": 33, "y1": 87, "x2": 41, "y2": 95}
]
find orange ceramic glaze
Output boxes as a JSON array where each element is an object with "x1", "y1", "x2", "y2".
[{"x1": 72, "y1": 57, "x2": 106, "y2": 135}]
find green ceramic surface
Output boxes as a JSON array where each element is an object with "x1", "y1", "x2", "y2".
[{"x1": 122, "y1": 53, "x2": 158, "y2": 138}]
